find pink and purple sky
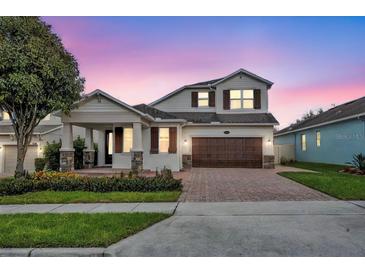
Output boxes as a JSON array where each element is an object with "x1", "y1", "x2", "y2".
[{"x1": 44, "y1": 17, "x2": 365, "y2": 128}]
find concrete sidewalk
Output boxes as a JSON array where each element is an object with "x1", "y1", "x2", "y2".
[
  {"x1": 1, "y1": 200, "x2": 365, "y2": 256},
  {"x1": 0, "y1": 202, "x2": 178, "y2": 214}
]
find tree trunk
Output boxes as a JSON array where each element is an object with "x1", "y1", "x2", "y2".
[{"x1": 14, "y1": 133, "x2": 31, "y2": 178}]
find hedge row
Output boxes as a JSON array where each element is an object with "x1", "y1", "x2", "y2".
[{"x1": 0, "y1": 176, "x2": 183, "y2": 196}]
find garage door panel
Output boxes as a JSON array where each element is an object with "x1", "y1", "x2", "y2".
[
  {"x1": 4, "y1": 145, "x2": 37, "y2": 174},
  {"x1": 192, "y1": 137, "x2": 262, "y2": 168}
]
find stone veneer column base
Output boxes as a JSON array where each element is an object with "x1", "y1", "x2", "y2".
[
  {"x1": 60, "y1": 149, "x2": 75, "y2": 172},
  {"x1": 182, "y1": 154, "x2": 192, "y2": 169},
  {"x1": 131, "y1": 151, "x2": 143, "y2": 174},
  {"x1": 83, "y1": 150, "x2": 95, "y2": 169},
  {"x1": 263, "y1": 155, "x2": 275, "y2": 169}
]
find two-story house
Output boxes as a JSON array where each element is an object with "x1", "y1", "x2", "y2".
[{"x1": 57, "y1": 68, "x2": 279, "y2": 172}]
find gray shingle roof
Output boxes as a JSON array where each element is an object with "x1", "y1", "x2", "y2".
[
  {"x1": 0, "y1": 125, "x2": 61, "y2": 134},
  {"x1": 133, "y1": 104, "x2": 278, "y2": 124},
  {"x1": 276, "y1": 96, "x2": 365, "y2": 135},
  {"x1": 189, "y1": 77, "x2": 225, "y2": 86},
  {"x1": 170, "y1": 112, "x2": 279, "y2": 124},
  {"x1": 133, "y1": 104, "x2": 177, "y2": 119}
]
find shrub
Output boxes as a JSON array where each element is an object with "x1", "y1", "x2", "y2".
[
  {"x1": 348, "y1": 153, "x2": 365, "y2": 171},
  {"x1": 0, "y1": 172, "x2": 182, "y2": 196},
  {"x1": 280, "y1": 157, "x2": 288, "y2": 165},
  {"x1": 43, "y1": 141, "x2": 62, "y2": 171},
  {"x1": 73, "y1": 136, "x2": 86, "y2": 170},
  {"x1": 34, "y1": 158, "x2": 46, "y2": 172}
]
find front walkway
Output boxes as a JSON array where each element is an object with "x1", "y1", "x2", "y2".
[
  {"x1": 0, "y1": 202, "x2": 178, "y2": 214},
  {"x1": 179, "y1": 166, "x2": 332, "y2": 202}
]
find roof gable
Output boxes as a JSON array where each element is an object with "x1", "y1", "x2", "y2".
[{"x1": 150, "y1": 68, "x2": 273, "y2": 106}]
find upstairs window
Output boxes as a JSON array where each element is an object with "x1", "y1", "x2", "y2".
[
  {"x1": 229, "y1": 89, "x2": 254, "y2": 109},
  {"x1": 159, "y1": 128, "x2": 169, "y2": 153},
  {"x1": 198, "y1": 92, "x2": 209, "y2": 107},
  {"x1": 301, "y1": 134, "x2": 307, "y2": 151},
  {"x1": 316, "y1": 131, "x2": 321, "y2": 147}
]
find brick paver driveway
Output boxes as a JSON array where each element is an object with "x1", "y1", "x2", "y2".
[{"x1": 178, "y1": 167, "x2": 333, "y2": 202}]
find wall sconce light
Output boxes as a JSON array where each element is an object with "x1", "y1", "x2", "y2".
[
  {"x1": 183, "y1": 139, "x2": 188, "y2": 145},
  {"x1": 0, "y1": 145, "x2": 2, "y2": 150},
  {"x1": 267, "y1": 139, "x2": 272, "y2": 144}
]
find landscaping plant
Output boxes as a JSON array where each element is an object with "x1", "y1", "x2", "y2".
[
  {"x1": 0, "y1": 172, "x2": 183, "y2": 196},
  {"x1": 34, "y1": 158, "x2": 46, "y2": 172},
  {"x1": 347, "y1": 153, "x2": 365, "y2": 172},
  {"x1": 43, "y1": 141, "x2": 62, "y2": 171}
]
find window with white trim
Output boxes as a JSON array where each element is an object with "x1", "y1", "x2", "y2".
[
  {"x1": 123, "y1": 128, "x2": 133, "y2": 153},
  {"x1": 159, "y1": 128, "x2": 169, "y2": 153},
  {"x1": 301, "y1": 134, "x2": 307, "y2": 151},
  {"x1": 316, "y1": 131, "x2": 321, "y2": 147},
  {"x1": 2, "y1": 111, "x2": 10, "y2": 120},
  {"x1": 198, "y1": 92, "x2": 209, "y2": 107},
  {"x1": 230, "y1": 89, "x2": 254, "y2": 109}
]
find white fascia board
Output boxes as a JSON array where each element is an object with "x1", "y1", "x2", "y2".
[
  {"x1": 274, "y1": 112, "x2": 365, "y2": 137},
  {"x1": 183, "y1": 123, "x2": 277, "y2": 127}
]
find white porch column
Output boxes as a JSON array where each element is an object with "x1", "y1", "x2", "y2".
[
  {"x1": 132, "y1": 122, "x2": 143, "y2": 151},
  {"x1": 84, "y1": 128, "x2": 94, "y2": 150},
  {"x1": 61, "y1": 122, "x2": 73, "y2": 150},
  {"x1": 83, "y1": 128, "x2": 95, "y2": 169},
  {"x1": 60, "y1": 122, "x2": 75, "y2": 171},
  {"x1": 131, "y1": 122, "x2": 143, "y2": 173}
]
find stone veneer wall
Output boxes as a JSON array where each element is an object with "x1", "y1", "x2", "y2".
[
  {"x1": 182, "y1": 154, "x2": 192, "y2": 169},
  {"x1": 263, "y1": 155, "x2": 275, "y2": 169},
  {"x1": 60, "y1": 150, "x2": 75, "y2": 171},
  {"x1": 131, "y1": 151, "x2": 143, "y2": 173},
  {"x1": 83, "y1": 150, "x2": 95, "y2": 169}
]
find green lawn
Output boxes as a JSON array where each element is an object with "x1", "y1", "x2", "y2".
[
  {"x1": 279, "y1": 162, "x2": 365, "y2": 200},
  {"x1": 0, "y1": 212, "x2": 169, "y2": 248},
  {"x1": 0, "y1": 191, "x2": 181, "y2": 204}
]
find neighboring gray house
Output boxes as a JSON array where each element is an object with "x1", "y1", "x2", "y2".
[
  {"x1": 0, "y1": 113, "x2": 87, "y2": 174},
  {"x1": 274, "y1": 96, "x2": 365, "y2": 165},
  {"x1": 56, "y1": 68, "x2": 279, "y2": 172}
]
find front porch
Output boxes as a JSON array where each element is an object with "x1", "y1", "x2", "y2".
[{"x1": 59, "y1": 121, "x2": 146, "y2": 173}]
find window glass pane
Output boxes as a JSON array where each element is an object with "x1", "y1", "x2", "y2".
[
  {"x1": 243, "y1": 100, "x2": 254, "y2": 109},
  {"x1": 123, "y1": 128, "x2": 133, "y2": 152},
  {"x1": 198, "y1": 92, "x2": 209, "y2": 99},
  {"x1": 243, "y1": 89, "x2": 254, "y2": 99},
  {"x1": 198, "y1": 99, "x2": 209, "y2": 107},
  {"x1": 301, "y1": 134, "x2": 306, "y2": 151},
  {"x1": 3, "y1": 112, "x2": 10, "y2": 120},
  {"x1": 159, "y1": 128, "x2": 169, "y2": 153},
  {"x1": 316, "y1": 131, "x2": 321, "y2": 147},
  {"x1": 108, "y1": 132, "x2": 113, "y2": 155},
  {"x1": 230, "y1": 100, "x2": 241, "y2": 109},
  {"x1": 230, "y1": 90, "x2": 241, "y2": 99}
]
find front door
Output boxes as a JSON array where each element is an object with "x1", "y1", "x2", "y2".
[{"x1": 105, "y1": 130, "x2": 113, "y2": 165}]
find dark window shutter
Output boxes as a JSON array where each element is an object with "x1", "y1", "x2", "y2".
[
  {"x1": 168, "y1": 127, "x2": 177, "y2": 153},
  {"x1": 209, "y1": 91, "x2": 215, "y2": 107},
  {"x1": 223, "y1": 90, "x2": 230, "y2": 110},
  {"x1": 115, "y1": 127, "x2": 123, "y2": 153},
  {"x1": 191, "y1": 92, "x2": 198, "y2": 107},
  {"x1": 254, "y1": 89, "x2": 261, "y2": 109},
  {"x1": 150, "y1": 127, "x2": 159, "y2": 154}
]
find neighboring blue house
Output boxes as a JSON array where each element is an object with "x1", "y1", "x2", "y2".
[{"x1": 274, "y1": 96, "x2": 365, "y2": 165}]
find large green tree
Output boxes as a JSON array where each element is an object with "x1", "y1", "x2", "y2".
[{"x1": 0, "y1": 17, "x2": 84, "y2": 177}]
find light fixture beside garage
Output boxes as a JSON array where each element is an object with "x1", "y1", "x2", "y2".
[{"x1": 183, "y1": 139, "x2": 188, "y2": 145}]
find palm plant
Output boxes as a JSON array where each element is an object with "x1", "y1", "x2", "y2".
[{"x1": 348, "y1": 153, "x2": 365, "y2": 171}]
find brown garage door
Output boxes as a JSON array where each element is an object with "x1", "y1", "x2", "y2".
[{"x1": 192, "y1": 137, "x2": 262, "y2": 168}]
